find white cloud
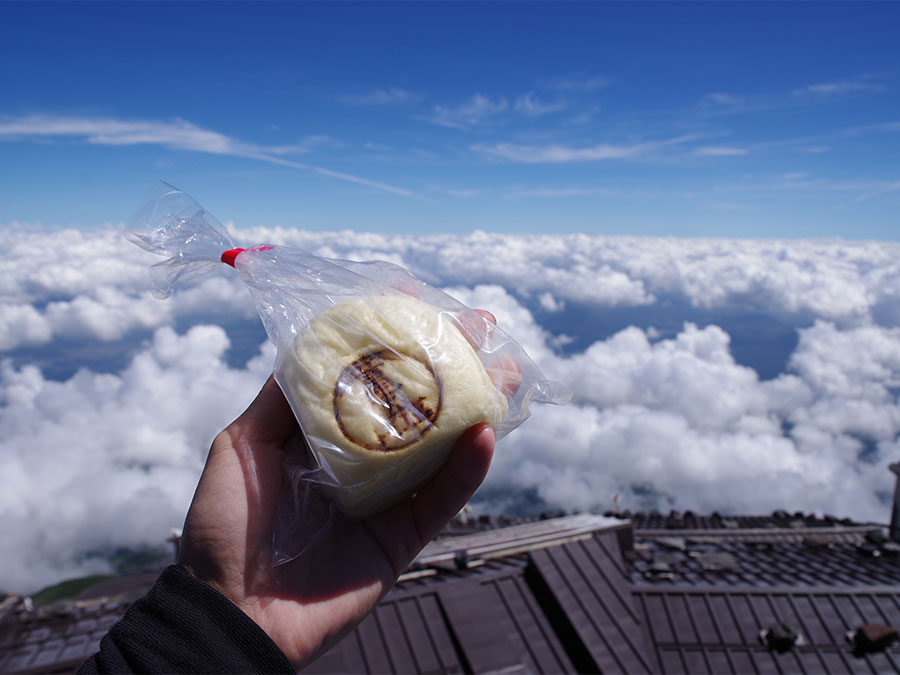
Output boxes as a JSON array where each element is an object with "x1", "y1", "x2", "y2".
[
  {"x1": 266, "y1": 135, "x2": 344, "y2": 155},
  {"x1": 0, "y1": 114, "x2": 414, "y2": 197},
  {"x1": 793, "y1": 80, "x2": 886, "y2": 96},
  {"x1": 472, "y1": 134, "x2": 696, "y2": 163},
  {"x1": 503, "y1": 186, "x2": 617, "y2": 199},
  {"x1": 428, "y1": 94, "x2": 508, "y2": 129},
  {"x1": 787, "y1": 321, "x2": 900, "y2": 402},
  {"x1": 0, "y1": 115, "x2": 239, "y2": 154},
  {"x1": 0, "y1": 326, "x2": 275, "y2": 592},
  {"x1": 427, "y1": 184, "x2": 489, "y2": 199},
  {"x1": 339, "y1": 87, "x2": 422, "y2": 105},
  {"x1": 0, "y1": 226, "x2": 256, "y2": 351},
  {"x1": 846, "y1": 180, "x2": 900, "y2": 205},
  {"x1": 543, "y1": 75, "x2": 611, "y2": 92},
  {"x1": 538, "y1": 292, "x2": 565, "y2": 312},
  {"x1": 514, "y1": 92, "x2": 566, "y2": 117},
  {"x1": 694, "y1": 146, "x2": 748, "y2": 157},
  {"x1": 0, "y1": 304, "x2": 51, "y2": 350},
  {"x1": 5, "y1": 226, "x2": 900, "y2": 355},
  {"x1": 5, "y1": 224, "x2": 900, "y2": 591},
  {"x1": 473, "y1": 141, "x2": 651, "y2": 163},
  {"x1": 44, "y1": 287, "x2": 172, "y2": 341},
  {"x1": 484, "y1": 314, "x2": 900, "y2": 522},
  {"x1": 703, "y1": 93, "x2": 745, "y2": 106}
]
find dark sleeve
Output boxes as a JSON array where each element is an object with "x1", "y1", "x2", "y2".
[{"x1": 78, "y1": 565, "x2": 295, "y2": 674}]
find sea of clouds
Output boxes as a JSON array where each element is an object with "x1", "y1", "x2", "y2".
[{"x1": 3, "y1": 222, "x2": 900, "y2": 592}]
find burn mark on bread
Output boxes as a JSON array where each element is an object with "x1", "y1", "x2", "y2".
[{"x1": 333, "y1": 350, "x2": 443, "y2": 452}]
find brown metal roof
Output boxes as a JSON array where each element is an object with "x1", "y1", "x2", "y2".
[
  {"x1": 0, "y1": 598, "x2": 124, "y2": 674},
  {"x1": 627, "y1": 510, "x2": 860, "y2": 531},
  {"x1": 526, "y1": 531, "x2": 658, "y2": 674},
  {"x1": 303, "y1": 516, "x2": 641, "y2": 674},
  {"x1": 635, "y1": 586, "x2": 900, "y2": 674},
  {"x1": 302, "y1": 515, "x2": 900, "y2": 674},
  {"x1": 632, "y1": 536, "x2": 900, "y2": 588},
  {"x1": 304, "y1": 558, "x2": 577, "y2": 674},
  {"x1": 6, "y1": 512, "x2": 900, "y2": 673}
]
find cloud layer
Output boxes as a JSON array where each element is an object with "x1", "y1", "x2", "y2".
[
  {"x1": 3, "y1": 224, "x2": 900, "y2": 591},
  {"x1": 0, "y1": 114, "x2": 413, "y2": 197}
]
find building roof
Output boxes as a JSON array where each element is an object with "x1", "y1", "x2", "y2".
[
  {"x1": 3, "y1": 511, "x2": 900, "y2": 673},
  {"x1": 302, "y1": 512, "x2": 900, "y2": 674},
  {"x1": 0, "y1": 595, "x2": 125, "y2": 674}
]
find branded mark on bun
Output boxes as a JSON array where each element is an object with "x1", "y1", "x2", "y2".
[{"x1": 333, "y1": 350, "x2": 443, "y2": 452}]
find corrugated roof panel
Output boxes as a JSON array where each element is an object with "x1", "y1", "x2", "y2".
[
  {"x1": 643, "y1": 593, "x2": 675, "y2": 645},
  {"x1": 581, "y1": 534, "x2": 638, "y2": 614},
  {"x1": 304, "y1": 560, "x2": 577, "y2": 674},
  {"x1": 876, "y1": 593, "x2": 900, "y2": 626},
  {"x1": 812, "y1": 595, "x2": 848, "y2": 643},
  {"x1": 687, "y1": 595, "x2": 719, "y2": 644},
  {"x1": 527, "y1": 534, "x2": 655, "y2": 673},
  {"x1": 747, "y1": 592, "x2": 781, "y2": 634},
  {"x1": 12, "y1": 513, "x2": 900, "y2": 674},
  {"x1": 790, "y1": 594, "x2": 832, "y2": 643},
  {"x1": 721, "y1": 593, "x2": 764, "y2": 644},
  {"x1": 490, "y1": 575, "x2": 575, "y2": 674},
  {"x1": 703, "y1": 647, "x2": 733, "y2": 672},
  {"x1": 339, "y1": 631, "x2": 370, "y2": 673},
  {"x1": 666, "y1": 593, "x2": 700, "y2": 644},
  {"x1": 393, "y1": 596, "x2": 448, "y2": 674},
  {"x1": 637, "y1": 587, "x2": 900, "y2": 674},
  {"x1": 657, "y1": 647, "x2": 685, "y2": 673},
  {"x1": 653, "y1": 646, "x2": 894, "y2": 675},
  {"x1": 373, "y1": 602, "x2": 420, "y2": 674},
  {"x1": 814, "y1": 649, "x2": 857, "y2": 674},
  {"x1": 793, "y1": 650, "x2": 827, "y2": 672},
  {"x1": 355, "y1": 612, "x2": 395, "y2": 673},
  {"x1": 26, "y1": 637, "x2": 64, "y2": 671},
  {"x1": 830, "y1": 594, "x2": 864, "y2": 630},
  {"x1": 303, "y1": 589, "x2": 468, "y2": 675},
  {"x1": 70, "y1": 615, "x2": 98, "y2": 636},
  {"x1": 874, "y1": 650, "x2": 900, "y2": 672},
  {"x1": 853, "y1": 594, "x2": 888, "y2": 627},
  {"x1": 437, "y1": 579, "x2": 528, "y2": 673},
  {"x1": 634, "y1": 536, "x2": 900, "y2": 588},
  {"x1": 705, "y1": 593, "x2": 742, "y2": 643},
  {"x1": 679, "y1": 647, "x2": 711, "y2": 673},
  {"x1": 412, "y1": 592, "x2": 461, "y2": 672},
  {"x1": 751, "y1": 648, "x2": 786, "y2": 674},
  {"x1": 723, "y1": 648, "x2": 757, "y2": 673},
  {"x1": 2, "y1": 643, "x2": 39, "y2": 673}
]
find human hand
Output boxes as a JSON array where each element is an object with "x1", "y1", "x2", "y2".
[{"x1": 178, "y1": 373, "x2": 495, "y2": 669}]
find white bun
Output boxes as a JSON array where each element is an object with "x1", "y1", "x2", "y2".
[{"x1": 279, "y1": 294, "x2": 508, "y2": 516}]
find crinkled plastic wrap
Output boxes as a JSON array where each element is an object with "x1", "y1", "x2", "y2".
[{"x1": 128, "y1": 182, "x2": 570, "y2": 563}]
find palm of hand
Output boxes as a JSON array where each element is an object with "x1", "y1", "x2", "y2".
[{"x1": 178, "y1": 377, "x2": 494, "y2": 669}]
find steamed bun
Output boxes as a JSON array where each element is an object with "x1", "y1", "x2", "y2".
[{"x1": 279, "y1": 293, "x2": 508, "y2": 516}]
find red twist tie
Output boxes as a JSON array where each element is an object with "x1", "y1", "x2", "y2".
[
  {"x1": 221, "y1": 245, "x2": 274, "y2": 267},
  {"x1": 221, "y1": 248, "x2": 244, "y2": 267}
]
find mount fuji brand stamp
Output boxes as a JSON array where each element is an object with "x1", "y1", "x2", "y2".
[{"x1": 333, "y1": 349, "x2": 443, "y2": 451}]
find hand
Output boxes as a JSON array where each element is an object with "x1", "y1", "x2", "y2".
[{"x1": 177, "y1": 376, "x2": 495, "y2": 669}]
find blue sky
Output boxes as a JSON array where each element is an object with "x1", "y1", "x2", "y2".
[{"x1": 1, "y1": 1, "x2": 899, "y2": 238}]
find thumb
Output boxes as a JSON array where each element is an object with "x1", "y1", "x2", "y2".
[{"x1": 412, "y1": 424, "x2": 495, "y2": 545}]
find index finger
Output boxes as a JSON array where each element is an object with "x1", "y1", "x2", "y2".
[{"x1": 454, "y1": 308, "x2": 497, "y2": 350}]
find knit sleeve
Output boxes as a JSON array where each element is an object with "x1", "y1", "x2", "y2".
[{"x1": 78, "y1": 565, "x2": 295, "y2": 674}]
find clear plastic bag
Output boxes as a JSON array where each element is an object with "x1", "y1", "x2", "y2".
[{"x1": 128, "y1": 181, "x2": 570, "y2": 562}]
